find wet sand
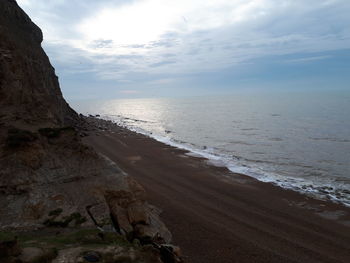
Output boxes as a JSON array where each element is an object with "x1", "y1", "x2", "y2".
[{"x1": 83, "y1": 127, "x2": 350, "y2": 263}]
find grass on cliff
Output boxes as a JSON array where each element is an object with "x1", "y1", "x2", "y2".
[
  {"x1": 43, "y1": 211, "x2": 87, "y2": 228},
  {"x1": 0, "y1": 228, "x2": 131, "y2": 250}
]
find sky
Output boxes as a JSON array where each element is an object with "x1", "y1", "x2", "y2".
[{"x1": 17, "y1": 0, "x2": 350, "y2": 100}]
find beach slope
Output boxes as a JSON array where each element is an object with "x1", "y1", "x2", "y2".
[{"x1": 84, "y1": 127, "x2": 350, "y2": 263}]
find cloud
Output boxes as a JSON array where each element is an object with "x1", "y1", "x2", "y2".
[
  {"x1": 89, "y1": 39, "x2": 114, "y2": 49},
  {"x1": 285, "y1": 55, "x2": 332, "y2": 63},
  {"x1": 150, "y1": 60, "x2": 176, "y2": 68},
  {"x1": 16, "y1": 0, "x2": 350, "y2": 98},
  {"x1": 148, "y1": 78, "x2": 176, "y2": 85},
  {"x1": 119, "y1": 89, "x2": 139, "y2": 94}
]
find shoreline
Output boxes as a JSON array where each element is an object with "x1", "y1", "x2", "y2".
[
  {"x1": 85, "y1": 116, "x2": 350, "y2": 208},
  {"x1": 82, "y1": 118, "x2": 350, "y2": 263}
]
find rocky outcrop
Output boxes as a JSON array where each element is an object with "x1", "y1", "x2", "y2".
[
  {"x1": 0, "y1": 1, "x2": 173, "y2": 260},
  {"x1": 0, "y1": 229, "x2": 176, "y2": 263},
  {"x1": 0, "y1": 127, "x2": 172, "y2": 246},
  {"x1": 51, "y1": 245, "x2": 165, "y2": 263}
]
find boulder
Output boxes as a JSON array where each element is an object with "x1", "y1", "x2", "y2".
[
  {"x1": 127, "y1": 201, "x2": 150, "y2": 225},
  {"x1": 105, "y1": 189, "x2": 171, "y2": 243},
  {"x1": 109, "y1": 202, "x2": 134, "y2": 234}
]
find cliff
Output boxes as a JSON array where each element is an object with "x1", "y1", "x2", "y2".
[
  {"x1": 0, "y1": 0, "x2": 78, "y2": 130},
  {"x1": 0, "y1": 1, "x2": 176, "y2": 262}
]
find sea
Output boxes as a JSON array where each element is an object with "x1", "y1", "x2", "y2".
[{"x1": 71, "y1": 90, "x2": 350, "y2": 206}]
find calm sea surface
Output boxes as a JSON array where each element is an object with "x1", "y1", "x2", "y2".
[{"x1": 72, "y1": 91, "x2": 350, "y2": 206}]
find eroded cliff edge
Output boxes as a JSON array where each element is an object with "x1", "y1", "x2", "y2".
[{"x1": 0, "y1": 1, "x2": 176, "y2": 262}]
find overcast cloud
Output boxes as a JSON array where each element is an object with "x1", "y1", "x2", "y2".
[{"x1": 17, "y1": 0, "x2": 350, "y2": 99}]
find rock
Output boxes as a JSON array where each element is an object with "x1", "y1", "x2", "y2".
[
  {"x1": 18, "y1": 247, "x2": 57, "y2": 263},
  {"x1": 127, "y1": 177, "x2": 147, "y2": 201},
  {"x1": 134, "y1": 211, "x2": 172, "y2": 244},
  {"x1": 83, "y1": 251, "x2": 100, "y2": 262},
  {"x1": 146, "y1": 207, "x2": 172, "y2": 244},
  {"x1": 86, "y1": 202, "x2": 111, "y2": 228},
  {"x1": 159, "y1": 245, "x2": 183, "y2": 263},
  {"x1": 108, "y1": 202, "x2": 133, "y2": 234},
  {"x1": 0, "y1": 239, "x2": 21, "y2": 258},
  {"x1": 52, "y1": 247, "x2": 83, "y2": 263},
  {"x1": 161, "y1": 245, "x2": 182, "y2": 258},
  {"x1": 159, "y1": 247, "x2": 176, "y2": 263},
  {"x1": 53, "y1": 246, "x2": 163, "y2": 263},
  {"x1": 18, "y1": 247, "x2": 44, "y2": 262},
  {"x1": 79, "y1": 132, "x2": 88, "y2": 137},
  {"x1": 132, "y1": 238, "x2": 142, "y2": 247},
  {"x1": 105, "y1": 189, "x2": 171, "y2": 243},
  {"x1": 127, "y1": 201, "x2": 150, "y2": 225}
]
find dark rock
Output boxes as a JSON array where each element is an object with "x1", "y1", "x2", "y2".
[
  {"x1": 83, "y1": 251, "x2": 100, "y2": 262},
  {"x1": 0, "y1": 239, "x2": 21, "y2": 258},
  {"x1": 161, "y1": 244, "x2": 182, "y2": 258}
]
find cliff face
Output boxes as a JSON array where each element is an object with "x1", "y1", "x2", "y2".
[
  {"x1": 0, "y1": 0, "x2": 171, "y2": 250},
  {"x1": 0, "y1": 0, "x2": 78, "y2": 131}
]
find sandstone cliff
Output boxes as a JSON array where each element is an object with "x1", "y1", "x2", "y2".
[{"x1": 0, "y1": 1, "x2": 175, "y2": 262}]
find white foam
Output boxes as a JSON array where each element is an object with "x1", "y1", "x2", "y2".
[{"x1": 98, "y1": 114, "x2": 350, "y2": 207}]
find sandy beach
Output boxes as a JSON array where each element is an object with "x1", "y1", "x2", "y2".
[{"x1": 83, "y1": 126, "x2": 350, "y2": 263}]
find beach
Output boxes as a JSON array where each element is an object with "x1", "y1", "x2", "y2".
[
  {"x1": 83, "y1": 123, "x2": 350, "y2": 263},
  {"x1": 3, "y1": 1, "x2": 350, "y2": 262},
  {"x1": 74, "y1": 94, "x2": 350, "y2": 206}
]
